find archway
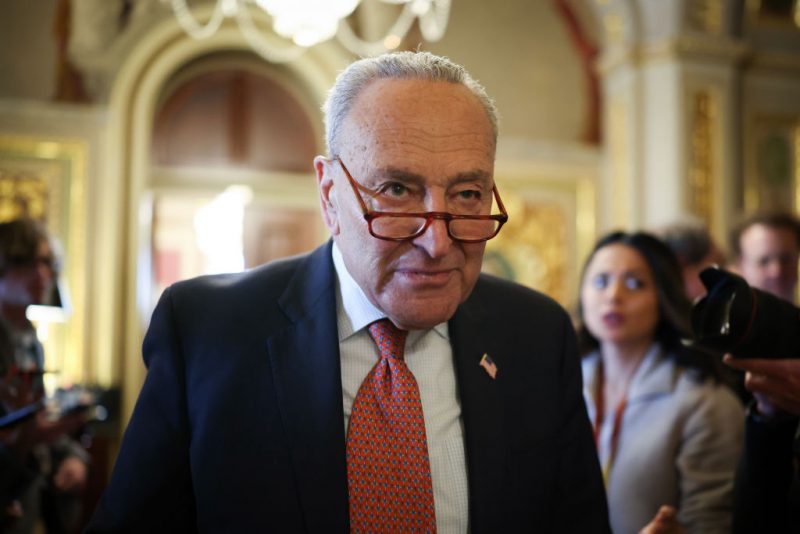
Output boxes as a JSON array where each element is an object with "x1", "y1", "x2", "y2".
[{"x1": 104, "y1": 14, "x2": 351, "y2": 421}]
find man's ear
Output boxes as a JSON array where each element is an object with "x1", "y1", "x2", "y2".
[{"x1": 315, "y1": 155, "x2": 340, "y2": 236}]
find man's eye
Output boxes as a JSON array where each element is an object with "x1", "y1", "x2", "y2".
[
  {"x1": 380, "y1": 183, "x2": 410, "y2": 197},
  {"x1": 456, "y1": 189, "x2": 481, "y2": 201}
]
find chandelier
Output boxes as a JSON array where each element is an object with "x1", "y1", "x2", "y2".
[{"x1": 165, "y1": 0, "x2": 451, "y2": 62}]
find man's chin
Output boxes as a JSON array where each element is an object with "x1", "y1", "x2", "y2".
[{"x1": 385, "y1": 303, "x2": 459, "y2": 331}]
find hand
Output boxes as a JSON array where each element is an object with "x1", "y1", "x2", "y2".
[
  {"x1": 4, "y1": 499, "x2": 23, "y2": 520},
  {"x1": 723, "y1": 355, "x2": 800, "y2": 417},
  {"x1": 639, "y1": 505, "x2": 686, "y2": 534},
  {"x1": 53, "y1": 456, "x2": 88, "y2": 493}
]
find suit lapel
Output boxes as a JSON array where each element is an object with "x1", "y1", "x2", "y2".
[
  {"x1": 267, "y1": 242, "x2": 349, "y2": 531},
  {"x1": 449, "y1": 284, "x2": 507, "y2": 531}
]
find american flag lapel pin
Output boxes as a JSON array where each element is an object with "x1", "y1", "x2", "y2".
[{"x1": 479, "y1": 353, "x2": 497, "y2": 379}]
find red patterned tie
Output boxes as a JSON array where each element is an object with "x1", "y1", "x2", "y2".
[{"x1": 346, "y1": 319, "x2": 437, "y2": 533}]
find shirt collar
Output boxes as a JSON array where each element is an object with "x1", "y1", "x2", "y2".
[
  {"x1": 583, "y1": 343, "x2": 677, "y2": 401},
  {"x1": 331, "y1": 242, "x2": 448, "y2": 341}
]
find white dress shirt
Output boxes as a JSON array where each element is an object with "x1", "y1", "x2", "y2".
[{"x1": 332, "y1": 243, "x2": 469, "y2": 533}]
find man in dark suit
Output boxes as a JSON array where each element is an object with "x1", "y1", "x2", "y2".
[
  {"x1": 722, "y1": 213, "x2": 800, "y2": 533},
  {"x1": 88, "y1": 51, "x2": 609, "y2": 532}
]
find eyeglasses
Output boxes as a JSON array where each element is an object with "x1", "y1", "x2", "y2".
[
  {"x1": 336, "y1": 157, "x2": 508, "y2": 243},
  {"x1": 7, "y1": 255, "x2": 56, "y2": 272}
]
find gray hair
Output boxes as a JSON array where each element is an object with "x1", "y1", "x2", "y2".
[{"x1": 322, "y1": 51, "x2": 499, "y2": 156}]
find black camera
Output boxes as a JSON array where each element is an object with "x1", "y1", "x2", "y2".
[{"x1": 690, "y1": 267, "x2": 800, "y2": 359}]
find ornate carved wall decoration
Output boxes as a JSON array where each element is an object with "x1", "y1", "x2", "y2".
[
  {"x1": 688, "y1": 90, "x2": 716, "y2": 227},
  {"x1": 746, "y1": 117, "x2": 800, "y2": 213},
  {"x1": 0, "y1": 165, "x2": 52, "y2": 221},
  {"x1": 686, "y1": 0, "x2": 723, "y2": 34},
  {"x1": 485, "y1": 197, "x2": 567, "y2": 303},
  {"x1": 484, "y1": 170, "x2": 595, "y2": 308}
]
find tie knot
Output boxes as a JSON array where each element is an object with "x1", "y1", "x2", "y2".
[{"x1": 367, "y1": 319, "x2": 408, "y2": 361}]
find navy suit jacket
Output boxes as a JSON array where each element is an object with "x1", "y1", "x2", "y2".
[{"x1": 88, "y1": 242, "x2": 609, "y2": 532}]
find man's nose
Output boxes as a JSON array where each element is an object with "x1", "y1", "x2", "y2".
[
  {"x1": 411, "y1": 192, "x2": 454, "y2": 257},
  {"x1": 765, "y1": 259, "x2": 784, "y2": 278},
  {"x1": 412, "y1": 217, "x2": 452, "y2": 258},
  {"x1": 35, "y1": 260, "x2": 52, "y2": 281}
]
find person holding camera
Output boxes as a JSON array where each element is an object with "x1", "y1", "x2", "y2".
[{"x1": 725, "y1": 212, "x2": 800, "y2": 533}]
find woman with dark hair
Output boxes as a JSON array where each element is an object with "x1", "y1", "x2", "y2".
[{"x1": 577, "y1": 231, "x2": 743, "y2": 534}]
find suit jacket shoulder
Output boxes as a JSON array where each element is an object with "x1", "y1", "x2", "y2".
[
  {"x1": 88, "y1": 242, "x2": 346, "y2": 533},
  {"x1": 163, "y1": 245, "x2": 332, "y2": 339}
]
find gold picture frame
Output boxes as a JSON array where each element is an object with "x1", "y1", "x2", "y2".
[
  {"x1": 486, "y1": 164, "x2": 596, "y2": 309},
  {"x1": 0, "y1": 135, "x2": 87, "y2": 385},
  {"x1": 744, "y1": 117, "x2": 800, "y2": 213}
]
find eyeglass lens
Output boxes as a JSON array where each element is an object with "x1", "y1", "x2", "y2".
[{"x1": 371, "y1": 216, "x2": 501, "y2": 240}]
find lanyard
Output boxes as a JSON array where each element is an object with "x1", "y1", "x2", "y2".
[{"x1": 592, "y1": 358, "x2": 630, "y2": 486}]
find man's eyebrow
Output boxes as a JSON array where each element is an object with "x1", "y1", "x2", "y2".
[
  {"x1": 373, "y1": 167, "x2": 425, "y2": 185},
  {"x1": 450, "y1": 170, "x2": 493, "y2": 186},
  {"x1": 372, "y1": 167, "x2": 493, "y2": 186}
]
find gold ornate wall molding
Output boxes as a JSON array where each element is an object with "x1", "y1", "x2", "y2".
[
  {"x1": 745, "y1": 115, "x2": 800, "y2": 213},
  {"x1": 686, "y1": 0, "x2": 724, "y2": 34},
  {"x1": 688, "y1": 90, "x2": 717, "y2": 229},
  {"x1": 489, "y1": 157, "x2": 596, "y2": 307},
  {"x1": 597, "y1": 36, "x2": 749, "y2": 74}
]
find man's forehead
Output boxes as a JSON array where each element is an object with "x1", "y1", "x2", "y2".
[
  {"x1": 741, "y1": 225, "x2": 800, "y2": 257},
  {"x1": 743, "y1": 224, "x2": 798, "y2": 246},
  {"x1": 342, "y1": 79, "x2": 494, "y2": 137},
  {"x1": 338, "y1": 79, "x2": 495, "y2": 175},
  {"x1": 366, "y1": 164, "x2": 494, "y2": 187}
]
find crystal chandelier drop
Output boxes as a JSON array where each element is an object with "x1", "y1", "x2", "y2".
[{"x1": 165, "y1": 0, "x2": 451, "y2": 62}]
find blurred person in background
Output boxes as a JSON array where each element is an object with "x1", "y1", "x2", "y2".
[
  {"x1": 658, "y1": 218, "x2": 747, "y2": 402},
  {"x1": 578, "y1": 231, "x2": 743, "y2": 534},
  {"x1": 723, "y1": 212, "x2": 800, "y2": 533},
  {"x1": 0, "y1": 314, "x2": 35, "y2": 528},
  {"x1": 730, "y1": 212, "x2": 800, "y2": 303},
  {"x1": 657, "y1": 217, "x2": 726, "y2": 302},
  {"x1": 0, "y1": 218, "x2": 88, "y2": 534}
]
